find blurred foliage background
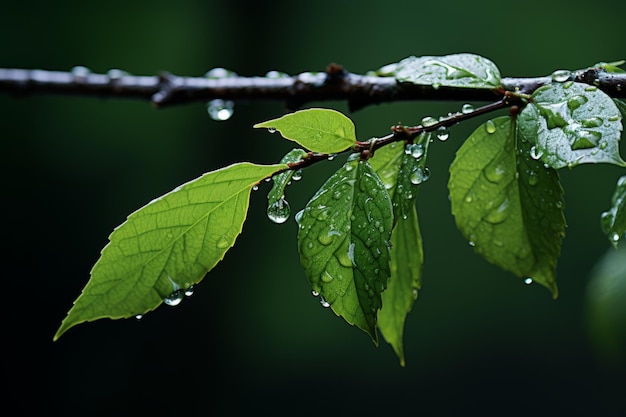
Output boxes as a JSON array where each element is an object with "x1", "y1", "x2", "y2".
[{"x1": 2, "y1": 0, "x2": 625, "y2": 415}]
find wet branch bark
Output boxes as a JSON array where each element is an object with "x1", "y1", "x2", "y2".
[{"x1": 1, "y1": 64, "x2": 625, "y2": 112}]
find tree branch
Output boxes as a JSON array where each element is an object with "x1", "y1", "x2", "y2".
[{"x1": 1, "y1": 64, "x2": 624, "y2": 112}]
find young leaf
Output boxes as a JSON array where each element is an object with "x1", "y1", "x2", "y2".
[
  {"x1": 449, "y1": 117, "x2": 565, "y2": 297},
  {"x1": 601, "y1": 175, "x2": 626, "y2": 248},
  {"x1": 297, "y1": 154, "x2": 393, "y2": 342},
  {"x1": 378, "y1": 205, "x2": 422, "y2": 367},
  {"x1": 254, "y1": 108, "x2": 356, "y2": 153},
  {"x1": 266, "y1": 148, "x2": 307, "y2": 224},
  {"x1": 518, "y1": 82, "x2": 626, "y2": 169},
  {"x1": 388, "y1": 53, "x2": 501, "y2": 89},
  {"x1": 54, "y1": 162, "x2": 287, "y2": 340},
  {"x1": 370, "y1": 140, "x2": 422, "y2": 364},
  {"x1": 371, "y1": 136, "x2": 430, "y2": 366}
]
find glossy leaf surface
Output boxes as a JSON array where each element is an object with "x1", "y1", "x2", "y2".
[{"x1": 55, "y1": 162, "x2": 286, "y2": 340}]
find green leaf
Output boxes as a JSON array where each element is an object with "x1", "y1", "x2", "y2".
[
  {"x1": 266, "y1": 148, "x2": 307, "y2": 224},
  {"x1": 601, "y1": 175, "x2": 626, "y2": 248},
  {"x1": 368, "y1": 141, "x2": 404, "y2": 200},
  {"x1": 389, "y1": 53, "x2": 501, "y2": 89},
  {"x1": 518, "y1": 82, "x2": 625, "y2": 169},
  {"x1": 449, "y1": 116, "x2": 565, "y2": 297},
  {"x1": 370, "y1": 135, "x2": 430, "y2": 366},
  {"x1": 297, "y1": 154, "x2": 393, "y2": 342},
  {"x1": 254, "y1": 108, "x2": 356, "y2": 153},
  {"x1": 54, "y1": 162, "x2": 287, "y2": 340},
  {"x1": 378, "y1": 206, "x2": 422, "y2": 367}
]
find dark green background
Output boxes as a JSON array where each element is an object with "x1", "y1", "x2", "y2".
[{"x1": 2, "y1": 1, "x2": 625, "y2": 415}]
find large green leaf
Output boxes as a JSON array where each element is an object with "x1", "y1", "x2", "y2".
[
  {"x1": 518, "y1": 82, "x2": 625, "y2": 169},
  {"x1": 54, "y1": 162, "x2": 287, "y2": 340},
  {"x1": 386, "y1": 53, "x2": 501, "y2": 89},
  {"x1": 297, "y1": 154, "x2": 393, "y2": 342},
  {"x1": 449, "y1": 116, "x2": 565, "y2": 297},
  {"x1": 601, "y1": 175, "x2": 626, "y2": 248},
  {"x1": 254, "y1": 108, "x2": 356, "y2": 153}
]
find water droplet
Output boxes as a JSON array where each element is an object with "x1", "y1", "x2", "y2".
[
  {"x1": 464, "y1": 195, "x2": 473, "y2": 203},
  {"x1": 216, "y1": 235, "x2": 230, "y2": 249},
  {"x1": 164, "y1": 289, "x2": 184, "y2": 306},
  {"x1": 318, "y1": 229, "x2": 340, "y2": 245},
  {"x1": 321, "y1": 271, "x2": 334, "y2": 283},
  {"x1": 436, "y1": 126, "x2": 450, "y2": 141},
  {"x1": 296, "y1": 208, "x2": 307, "y2": 224},
  {"x1": 421, "y1": 116, "x2": 438, "y2": 128},
  {"x1": 539, "y1": 100, "x2": 570, "y2": 128},
  {"x1": 609, "y1": 115, "x2": 621, "y2": 122},
  {"x1": 292, "y1": 169, "x2": 303, "y2": 181},
  {"x1": 406, "y1": 143, "x2": 425, "y2": 160},
  {"x1": 184, "y1": 285, "x2": 195, "y2": 297},
  {"x1": 265, "y1": 70, "x2": 289, "y2": 78},
  {"x1": 484, "y1": 197, "x2": 510, "y2": 224},
  {"x1": 524, "y1": 277, "x2": 533, "y2": 285},
  {"x1": 135, "y1": 314, "x2": 143, "y2": 320},
  {"x1": 267, "y1": 127, "x2": 277, "y2": 133},
  {"x1": 252, "y1": 185, "x2": 259, "y2": 191},
  {"x1": 319, "y1": 296, "x2": 331, "y2": 308},
  {"x1": 267, "y1": 197, "x2": 291, "y2": 224},
  {"x1": 610, "y1": 232, "x2": 621, "y2": 243},
  {"x1": 485, "y1": 119, "x2": 497, "y2": 134},
  {"x1": 327, "y1": 154, "x2": 336, "y2": 161},
  {"x1": 530, "y1": 146, "x2": 544, "y2": 160},
  {"x1": 551, "y1": 69, "x2": 571, "y2": 83},
  {"x1": 207, "y1": 99, "x2": 235, "y2": 121},
  {"x1": 581, "y1": 117, "x2": 603, "y2": 128},
  {"x1": 71, "y1": 65, "x2": 91, "y2": 80},
  {"x1": 528, "y1": 170, "x2": 539, "y2": 186},
  {"x1": 567, "y1": 95, "x2": 588, "y2": 111},
  {"x1": 461, "y1": 103, "x2": 474, "y2": 114},
  {"x1": 311, "y1": 290, "x2": 319, "y2": 297},
  {"x1": 205, "y1": 67, "x2": 237, "y2": 78},
  {"x1": 570, "y1": 129, "x2": 602, "y2": 150},
  {"x1": 410, "y1": 167, "x2": 430, "y2": 185},
  {"x1": 484, "y1": 162, "x2": 506, "y2": 184},
  {"x1": 107, "y1": 68, "x2": 127, "y2": 80}
]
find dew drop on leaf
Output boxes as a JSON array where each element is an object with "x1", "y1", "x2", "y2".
[
  {"x1": 485, "y1": 119, "x2": 497, "y2": 134},
  {"x1": 267, "y1": 197, "x2": 291, "y2": 224},
  {"x1": 163, "y1": 289, "x2": 184, "y2": 306},
  {"x1": 551, "y1": 69, "x2": 571, "y2": 83},
  {"x1": 319, "y1": 295, "x2": 331, "y2": 308},
  {"x1": 524, "y1": 277, "x2": 534, "y2": 285},
  {"x1": 292, "y1": 169, "x2": 303, "y2": 181},
  {"x1": 207, "y1": 99, "x2": 235, "y2": 121},
  {"x1": 410, "y1": 167, "x2": 430, "y2": 185},
  {"x1": 216, "y1": 235, "x2": 230, "y2": 249},
  {"x1": 184, "y1": 285, "x2": 195, "y2": 297},
  {"x1": 135, "y1": 314, "x2": 143, "y2": 320},
  {"x1": 530, "y1": 145, "x2": 544, "y2": 160}
]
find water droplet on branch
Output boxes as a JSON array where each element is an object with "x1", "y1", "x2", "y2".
[
  {"x1": 207, "y1": 99, "x2": 235, "y2": 121},
  {"x1": 551, "y1": 69, "x2": 572, "y2": 83},
  {"x1": 267, "y1": 197, "x2": 291, "y2": 224}
]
